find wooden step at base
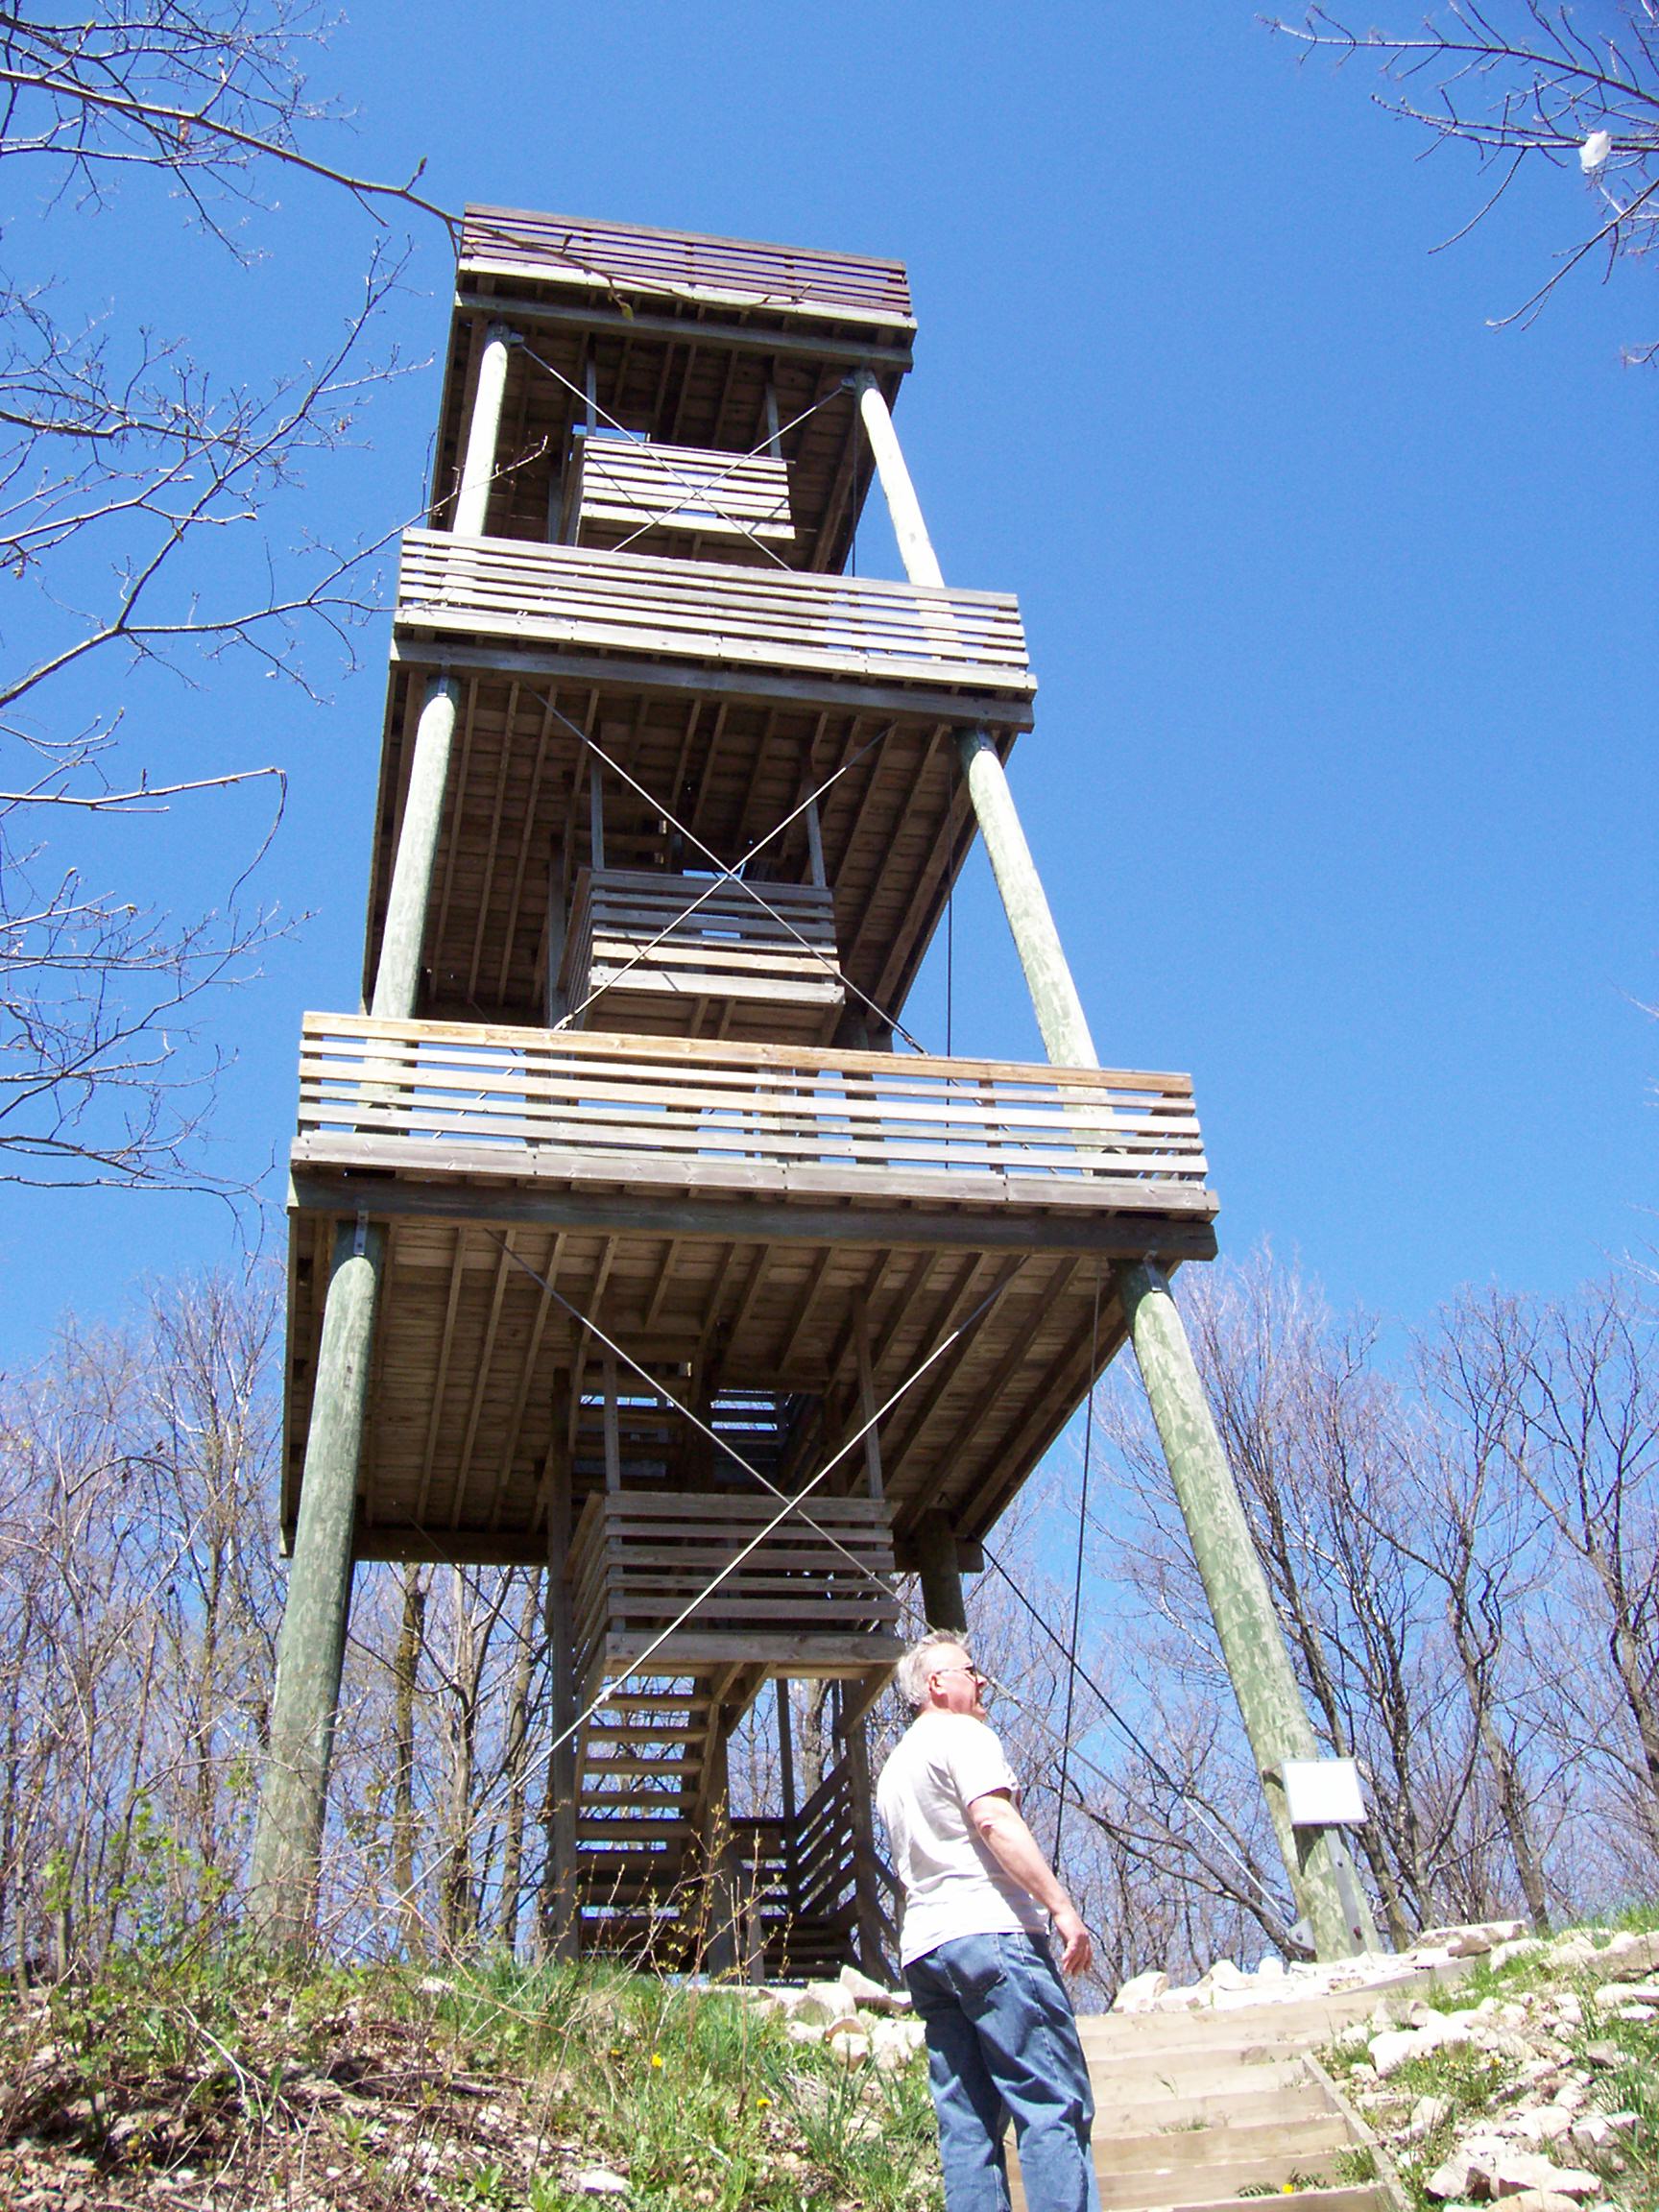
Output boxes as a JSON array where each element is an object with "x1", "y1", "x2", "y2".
[
  {"x1": 1095, "y1": 2115, "x2": 1353, "y2": 2177},
  {"x1": 1168, "y1": 2189, "x2": 1388, "y2": 2212},
  {"x1": 1091, "y1": 2083, "x2": 1337, "y2": 2138}
]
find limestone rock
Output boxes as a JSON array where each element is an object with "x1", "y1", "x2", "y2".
[
  {"x1": 1580, "y1": 2040, "x2": 1623, "y2": 2069},
  {"x1": 1489, "y1": 2153, "x2": 1601, "y2": 2202},
  {"x1": 869, "y1": 2017, "x2": 926, "y2": 2071},
  {"x1": 1406, "y1": 2094, "x2": 1454, "y2": 2140},
  {"x1": 1417, "y1": 1921, "x2": 1527, "y2": 1957},
  {"x1": 572, "y1": 2170, "x2": 630, "y2": 2197},
  {"x1": 1112, "y1": 1970, "x2": 1169, "y2": 2011},
  {"x1": 1371, "y1": 2029, "x2": 1425, "y2": 2078},
  {"x1": 829, "y1": 2028, "x2": 870, "y2": 2067},
  {"x1": 1426, "y1": 2136, "x2": 1505, "y2": 2199},
  {"x1": 839, "y1": 1963, "x2": 909, "y2": 2013},
  {"x1": 1502, "y1": 2193, "x2": 1587, "y2": 2212}
]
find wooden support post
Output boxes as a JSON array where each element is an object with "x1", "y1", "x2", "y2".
[
  {"x1": 913, "y1": 1509, "x2": 968, "y2": 1634},
  {"x1": 589, "y1": 759, "x2": 606, "y2": 874},
  {"x1": 854, "y1": 373, "x2": 944, "y2": 589},
  {"x1": 542, "y1": 1392, "x2": 580, "y2": 1960},
  {"x1": 1115, "y1": 1261, "x2": 1378, "y2": 1959},
  {"x1": 839, "y1": 1688, "x2": 886, "y2": 1977},
  {"x1": 602, "y1": 1355, "x2": 621, "y2": 1492},
  {"x1": 699, "y1": 1721, "x2": 739, "y2": 1978},
  {"x1": 955, "y1": 729, "x2": 1099, "y2": 1070},
  {"x1": 804, "y1": 794, "x2": 827, "y2": 889},
  {"x1": 453, "y1": 320, "x2": 512, "y2": 538},
  {"x1": 249, "y1": 1214, "x2": 383, "y2": 1949},
  {"x1": 544, "y1": 852, "x2": 567, "y2": 1024},
  {"x1": 371, "y1": 676, "x2": 458, "y2": 1021},
  {"x1": 854, "y1": 1296, "x2": 884, "y2": 1503}
]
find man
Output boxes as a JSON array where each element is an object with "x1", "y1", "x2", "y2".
[{"x1": 876, "y1": 1628, "x2": 1100, "y2": 2212}]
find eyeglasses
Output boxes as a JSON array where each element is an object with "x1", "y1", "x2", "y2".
[{"x1": 931, "y1": 1665, "x2": 990, "y2": 1689}]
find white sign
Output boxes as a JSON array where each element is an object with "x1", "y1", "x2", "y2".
[{"x1": 1281, "y1": 1758, "x2": 1367, "y2": 1828}]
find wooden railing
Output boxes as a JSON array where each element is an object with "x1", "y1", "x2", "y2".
[
  {"x1": 461, "y1": 205, "x2": 914, "y2": 324},
  {"x1": 294, "y1": 1016, "x2": 1212, "y2": 1199},
  {"x1": 569, "y1": 1490, "x2": 902, "y2": 1691},
  {"x1": 570, "y1": 437, "x2": 794, "y2": 550},
  {"x1": 395, "y1": 531, "x2": 1033, "y2": 697},
  {"x1": 734, "y1": 1753, "x2": 899, "y2": 1966},
  {"x1": 561, "y1": 868, "x2": 843, "y2": 1030}
]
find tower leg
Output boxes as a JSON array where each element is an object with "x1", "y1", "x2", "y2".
[
  {"x1": 542, "y1": 1397, "x2": 580, "y2": 1960},
  {"x1": 249, "y1": 1217, "x2": 384, "y2": 1949},
  {"x1": 913, "y1": 1511, "x2": 968, "y2": 1634},
  {"x1": 1118, "y1": 1261, "x2": 1378, "y2": 1957},
  {"x1": 945, "y1": 722, "x2": 1379, "y2": 1961},
  {"x1": 839, "y1": 1693, "x2": 887, "y2": 1976}
]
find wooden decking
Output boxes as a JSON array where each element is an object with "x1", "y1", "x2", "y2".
[
  {"x1": 362, "y1": 671, "x2": 1012, "y2": 1031},
  {"x1": 560, "y1": 868, "x2": 844, "y2": 1043},
  {"x1": 395, "y1": 532, "x2": 1034, "y2": 712},
  {"x1": 461, "y1": 207, "x2": 915, "y2": 327},
  {"x1": 436, "y1": 209, "x2": 911, "y2": 568},
  {"x1": 282, "y1": 1015, "x2": 1216, "y2": 1563}
]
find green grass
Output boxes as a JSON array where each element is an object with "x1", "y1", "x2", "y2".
[{"x1": 0, "y1": 1947, "x2": 943, "y2": 2212}]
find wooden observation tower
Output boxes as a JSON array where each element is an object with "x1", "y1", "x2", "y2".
[{"x1": 251, "y1": 209, "x2": 1377, "y2": 1968}]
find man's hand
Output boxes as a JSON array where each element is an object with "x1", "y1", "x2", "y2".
[{"x1": 1052, "y1": 1905, "x2": 1093, "y2": 1976}]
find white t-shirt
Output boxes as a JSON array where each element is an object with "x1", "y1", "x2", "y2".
[{"x1": 876, "y1": 1710, "x2": 1048, "y2": 1966}]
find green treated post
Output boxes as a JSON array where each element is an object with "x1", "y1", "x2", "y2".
[
  {"x1": 249, "y1": 1217, "x2": 384, "y2": 1948},
  {"x1": 1116, "y1": 1260, "x2": 1378, "y2": 1958},
  {"x1": 370, "y1": 675, "x2": 458, "y2": 1022}
]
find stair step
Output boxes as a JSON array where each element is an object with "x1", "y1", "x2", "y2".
[
  {"x1": 1095, "y1": 2117, "x2": 1352, "y2": 2177},
  {"x1": 1092, "y1": 2085, "x2": 1337, "y2": 2137}
]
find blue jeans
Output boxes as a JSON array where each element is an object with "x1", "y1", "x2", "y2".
[{"x1": 904, "y1": 1930, "x2": 1100, "y2": 2212}]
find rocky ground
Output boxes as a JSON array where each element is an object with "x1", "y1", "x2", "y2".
[{"x1": 1319, "y1": 1923, "x2": 1659, "y2": 2212}]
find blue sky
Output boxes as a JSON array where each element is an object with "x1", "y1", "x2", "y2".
[{"x1": 4, "y1": 0, "x2": 1655, "y2": 1364}]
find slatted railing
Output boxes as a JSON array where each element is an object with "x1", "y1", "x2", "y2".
[
  {"x1": 569, "y1": 1490, "x2": 902, "y2": 1691},
  {"x1": 561, "y1": 867, "x2": 843, "y2": 1031},
  {"x1": 396, "y1": 530, "x2": 1033, "y2": 696},
  {"x1": 461, "y1": 205, "x2": 914, "y2": 324},
  {"x1": 294, "y1": 1016, "x2": 1212, "y2": 1200},
  {"x1": 571, "y1": 437, "x2": 794, "y2": 549}
]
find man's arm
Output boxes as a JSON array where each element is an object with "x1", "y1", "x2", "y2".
[{"x1": 969, "y1": 1789, "x2": 1093, "y2": 1974}]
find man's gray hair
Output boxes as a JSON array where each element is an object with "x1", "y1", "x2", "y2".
[{"x1": 896, "y1": 1629, "x2": 973, "y2": 1712}]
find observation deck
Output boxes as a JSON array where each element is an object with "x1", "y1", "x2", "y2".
[{"x1": 282, "y1": 1014, "x2": 1216, "y2": 1566}]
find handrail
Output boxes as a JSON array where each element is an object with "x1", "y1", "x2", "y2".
[
  {"x1": 294, "y1": 1014, "x2": 1211, "y2": 1192},
  {"x1": 396, "y1": 531, "x2": 1034, "y2": 695}
]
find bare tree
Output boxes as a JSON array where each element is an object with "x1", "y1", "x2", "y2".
[
  {"x1": 1270, "y1": 4, "x2": 1659, "y2": 351},
  {"x1": 1, "y1": 4, "x2": 453, "y2": 1190}
]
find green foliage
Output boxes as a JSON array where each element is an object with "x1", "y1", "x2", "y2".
[{"x1": 0, "y1": 1948, "x2": 943, "y2": 2212}]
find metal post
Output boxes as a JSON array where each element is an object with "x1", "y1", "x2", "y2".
[
  {"x1": 453, "y1": 320, "x2": 513, "y2": 538},
  {"x1": 249, "y1": 1215, "x2": 384, "y2": 1948},
  {"x1": 371, "y1": 676, "x2": 458, "y2": 1022},
  {"x1": 861, "y1": 384, "x2": 1376, "y2": 1960}
]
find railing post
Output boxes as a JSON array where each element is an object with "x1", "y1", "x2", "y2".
[{"x1": 249, "y1": 1214, "x2": 383, "y2": 1949}]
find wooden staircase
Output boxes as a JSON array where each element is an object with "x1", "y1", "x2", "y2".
[{"x1": 1008, "y1": 1979, "x2": 1437, "y2": 2212}]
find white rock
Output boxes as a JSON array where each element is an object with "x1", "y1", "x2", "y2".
[
  {"x1": 1509, "y1": 2107, "x2": 1576, "y2": 2145},
  {"x1": 869, "y1": 2017, "x2": 926, "y2": 2071},
  {"x1": 1503, "y1": 2193, "x2": 1586, "y2": 2212},
  {"x1": 830, "y1": 2029, "x2": 870, "y2": 2067},
  {"x1": 1371, "y1": 2029, "x2": 1426, "y2": 2078},
  {"x1": 1593, "y1": 1981, "x2": 1659, "y2": 2007},
  {"x1": 1258, "y1": 1956, "x2": 1286, "y2": 1981},
  {"x1": 1112, "y1": 1970, "x2": 1169, "y2": 2011},
  {"x1": 785, "y1": 2021, "x2": 826, "y2": 2045},
  {"x1": 1614, "y1": 2004, "x2": 1657, "y2": 2021},
  {"x1": 1492, "y1": 1938, "x2": 1547, "y2": 1968},
  {"x1": 1490, "y1": 2153, "x2": 1601, "y2": 2202},
  {"x1": 839, "y1": 1963, "x2": 908, "y2": 2013},
  {"x1": 572, "y1": 2170, "x2": 630, "y2": 2197},
  {"x1": 1405, "y1": 2094, "x2": 1453, "y2": 2140},
  {"x1": 1427, "y1": 2138, "x2": 1505, "y2": 2200},
  {"x1": 1201, "y1": 1959, "x2": 1251, "y2": 1988}
]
